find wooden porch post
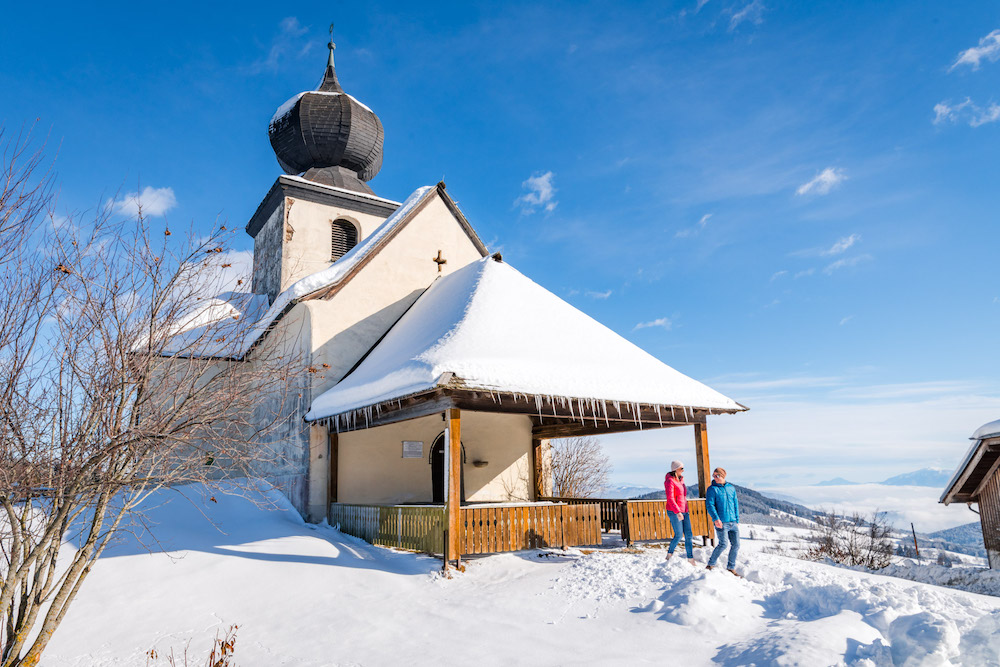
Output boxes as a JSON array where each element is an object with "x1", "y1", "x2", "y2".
[
  {"x1": 444, "y1": 408, "x2": 462, "y2": 569},
  {"x1": 532, "y1": 437, "x2": 544, "y2": 500},
  {"x1": 328, "y1": 432, "x2": 339, "y2": 506},
  {"x1": 694, "y1": 423, "x2": 711, "y2": 498}
]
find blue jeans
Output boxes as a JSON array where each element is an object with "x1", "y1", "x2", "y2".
[
  {"x1": 667, "y1": 511, "x2": 693, "y2": 558},
  {"x1": 709, "y1": 521, "x2": 740, "y2": 569}
]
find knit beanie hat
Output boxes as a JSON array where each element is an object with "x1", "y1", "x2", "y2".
[{"x1": 670, "y1": 460, "x2": 684, "y2": 472}]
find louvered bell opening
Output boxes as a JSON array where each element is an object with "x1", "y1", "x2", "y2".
[{"x1": 331, "y1": 220, "x2": 358, "y2": 261}]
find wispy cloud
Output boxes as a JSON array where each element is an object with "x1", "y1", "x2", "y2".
[
  {"x1": 934, "y1": 98, "x2": 1000, "y2": 127},
  {"x1": 794, "y1": 268, "x2": 815, "y2": 279},
  {"x1": 111, "y1": 186, "x2": 177, "y2": 218},
  {"x1": 949, "y1": 28, "x2": 1000, "y2": 71},
  {"x1": 633, "y1": 317, "x2": 672, "y2": 331},
  {"x1": 675, "y1": 213, "x2": 712, "y2": 238},
  {"x1": 586, "y1": 289, "x2": 612, "y2": 299},
  {"x1": 839, "y1": 315, "x2": 855, "y2": 326},
  {"x1": 796, "y1": 167, "x2": 847, "y2": 196},
  {"x1": 824, "y1": 253, "x2": 872, "y2": 274},
  {"x1": 250, "y1": 17, "x2": 312, "y2": 73},
  {"x1": 823, "y1": 234, "x2": 860, "y2": 256},
  {"x1": 729, "y1": 0, "x2": 766, "y2": 31},
  {"x1": 711, "y1": 374, "x2": 845, "y2": 392},
  {"x1": 792, "y1": 233, "x2": 861, "y2": 258},
  {"x1": 515, "y1": 171, "x2": 558, "y2": 214},
  {"x1": 770, "y1": 270, "x2": 788, "y2": 282}
]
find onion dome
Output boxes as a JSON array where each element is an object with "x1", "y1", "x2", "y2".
[{"x1": 268, "y1": 40, "x2": 384, "y2": 195}]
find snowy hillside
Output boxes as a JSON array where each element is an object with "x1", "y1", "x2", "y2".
[{"x1": 40, "y1": 483, "x2": 1000, "y2": 666}]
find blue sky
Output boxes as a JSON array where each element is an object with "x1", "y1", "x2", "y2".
[{"x1": 3, "y1": 1, "x2": 999, "y2": 491}]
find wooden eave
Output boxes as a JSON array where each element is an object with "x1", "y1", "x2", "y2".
[
  {"x1": 943, "y1": 437, "x2": 1000, "y2": 504},
  {"x1": 309, "y1": 385, "x2": 741, "y2": 436}
]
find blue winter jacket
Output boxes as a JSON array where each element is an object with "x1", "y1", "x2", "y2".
[{"x1": 705, "y1": 481, "x2": 739, "y2": 523}]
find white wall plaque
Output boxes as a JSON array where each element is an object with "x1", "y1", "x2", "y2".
[{"x1": 402, "y1": 441, "x2": 423, "y2": 459}]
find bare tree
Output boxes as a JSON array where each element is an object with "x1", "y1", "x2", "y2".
[
  {"x1": 804, "y1": 510, "x2": 895, "y2": 570},
  {"x1": 549, "y1": 436, "x2": 612, "y2": 498},
  {"x1": 0, "y1": 130, "x2": 298, "y2": 666}
]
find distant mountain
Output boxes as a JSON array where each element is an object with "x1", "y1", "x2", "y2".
[
  {"x1": 600, "y1": 484, "x2": 659, "y2": 499},
  {"x1": 881, "y1": 468, "x2": 952, "y2": 488},
  {"x1": 815, "y1": 477, "x2": 860, "y2": 486}
]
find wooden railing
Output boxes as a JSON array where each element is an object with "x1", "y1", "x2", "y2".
[
  {"x1": 460, "y1": 503, "x2": 601, "y2": 555},
  {"x1": 329, "y1": 504, "x2": 446, "y2": 554},
  {"x1": 330, "y1": 502, "x2": 602, "y2": 556},
  {"x1": 540, "y1": 497, "x2": 623, "y2": 532},
  {"x1": 621, "y1": 498, "x2": 715, "y2": 545}
]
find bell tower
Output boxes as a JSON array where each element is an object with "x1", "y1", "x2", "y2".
[{"x1": 246, "y1": 39, "x2": 397, "y2": 304}]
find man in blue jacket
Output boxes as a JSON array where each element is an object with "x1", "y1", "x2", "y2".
[{"x1": 705, "y1": 467, "x2": 741, "y2": 574}]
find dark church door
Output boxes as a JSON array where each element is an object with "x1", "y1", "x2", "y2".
[{"x1": 430, "y1": 432, "x2": 465, "y2": 503}]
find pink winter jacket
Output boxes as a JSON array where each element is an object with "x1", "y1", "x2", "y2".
[{"x1": 664, "y1": 474, "x2": 688, "y2": 514}]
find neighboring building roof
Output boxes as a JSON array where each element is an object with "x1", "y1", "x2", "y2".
[
  {"x1": 306, "y1": 255, "x2": 746, "y2": 423},
  {"x1": 940, "y1": 418, "x2": 1000, "y2": 505}
]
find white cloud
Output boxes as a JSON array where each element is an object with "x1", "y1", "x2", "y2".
[
  {"x1": 794, "y1": 268, "x2": 815, "y2": 279},
  {"x1": 770, "y1": 270, "x2": 787, "y2": 282},
  {"x1": 111, "y1": 186, "x2": 177, "y2": 218},
  {"x1": 729, "y1": 0, "x2": 765, "y2": 31},
  {"x1": 633, "y1": 317, "x2": 672, "y2": 331},
  {"x1": 585, "y1": 289, "x2": 612, "y2": 299},
  {"x1": 676, "y1": 213, "x2": 712, "y2": 238},
  {"x1": 823, "y1": 234, "x2": 860, "y2": 256},
  {"x1": 250, "y1": 17, "x2": 312, "y2": 73},
  {"x1": 934, "y1": 98, "x2": 1000, "y2": 127},
  {"x1": 514, "y1": 171, "x2": 558, "y2": 214},
  {"x1": 839, "y1": 315, "x2": 855, "y2": 326},
  {"x1": 796, "y1": 167, "x2": 847, "y2": 196},
  {"x1": 823, "y1": 253, "x2": 872, "y2": 274},
  {"x1": 949, "y1": 28, "x2": 1000, "y2": 71}
]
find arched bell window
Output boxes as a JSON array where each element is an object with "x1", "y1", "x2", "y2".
[{"x1": 331, "y1": 219, "x2": 359, "y2": 261}]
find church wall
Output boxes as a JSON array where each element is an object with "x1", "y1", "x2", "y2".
[
  {"x1": 280, "y1": 197, "x2": 389, "y2": 292},
  {"x1": 336, "y1": 411, "x2": 533, "y2": 505},
  {"x1": 251, "y1": 204, "x2": 284, "y2": 302},
  {"x1": 306, "y1": 194, "x2": 487, "y2": 396},
  {"x1": 241, "y1": 303, "x2": 316, "y2": 516}
]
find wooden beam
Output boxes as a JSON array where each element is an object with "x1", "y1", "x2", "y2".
[
  {"x1": 694, "y1": 423, "x2": 711, "y2": 499},
  {"x1": 532, "y1": 438, "x2": 544, "y2": 500},
  {"x1": 530, "y1": 419, "x2": 693, "y2": 439},
  {"x1": 328, "y1": 432, "x2": 339, "y2": 507},
  {"x1": 444, "y1": 408, "x2": 462, "y2": 569}
]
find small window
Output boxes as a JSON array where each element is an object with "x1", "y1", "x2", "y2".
[{"x1": 331, "y1": 219, "x2": 359, "y2": 261}]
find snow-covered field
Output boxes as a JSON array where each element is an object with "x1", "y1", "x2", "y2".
[{"x1": 42, "y1": 484, "x2": 1000, "y2": 666}]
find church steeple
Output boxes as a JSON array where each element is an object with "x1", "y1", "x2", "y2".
[
  {"x1": 318, "y1": 36, "x2": 344, "y2": 93},
  {"x1": 267, "y1": 32, "x2": 384, "y2": 194}
]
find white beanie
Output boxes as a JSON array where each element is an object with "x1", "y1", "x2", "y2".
[{"x1": 670, "y1": 460, "x2": 684, "y2": 472}]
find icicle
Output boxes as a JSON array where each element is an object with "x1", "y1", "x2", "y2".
[
  {"x1": 601, "y1": 399, "x2": 609, "y2": 427},
  {"x1": 655, "y1": 404, "x2": 662, "y2": 427}
]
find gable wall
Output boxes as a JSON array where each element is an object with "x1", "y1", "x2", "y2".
[{"x1": 305, "y1": 194, "x2": 486, "y2": 395}]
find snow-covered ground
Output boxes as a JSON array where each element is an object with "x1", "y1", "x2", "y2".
[{"x1": 42, "y1": 483, "x2": 1000, "y2": 666}]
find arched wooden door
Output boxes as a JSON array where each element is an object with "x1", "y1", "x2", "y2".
[{"x1": 430, "y1": 432, "x2": 466, "y2": 503}]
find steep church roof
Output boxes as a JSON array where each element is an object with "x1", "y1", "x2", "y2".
[
  {"x1": 306, "y1": 256, "x2": 745, "y2": 423},
  {"x1": 166, "y1": 184, "x2": 486, "y2": 359}
]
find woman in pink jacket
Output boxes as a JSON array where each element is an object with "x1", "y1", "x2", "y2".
[{"x1": 664, "y1": 460, "x2": 695, "y2": 563}]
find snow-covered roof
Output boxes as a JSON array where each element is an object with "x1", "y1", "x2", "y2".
[
  {"x1": 161, "y1": 186, "x2": 435, "y2": 359},
  {"x1": 940, "y1": 417, "x2": 1000, "y2": 504},
  {"x1": 306, "y1": 256, "x2": 745, "y2": 423},
  {"x1": 155, "y1": 292, "x2": 271, "y2": 358}
]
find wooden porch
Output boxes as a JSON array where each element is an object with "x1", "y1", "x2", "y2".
[
  {"x1": 329, "y1": 496, "x2": 715, "y2": 557},
  {"x1": 329, "y1": 501, "x2": 603, "y2": 555},
  {"x1": 320, "y1": 390, "x2": 738, "y2": 569}
]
